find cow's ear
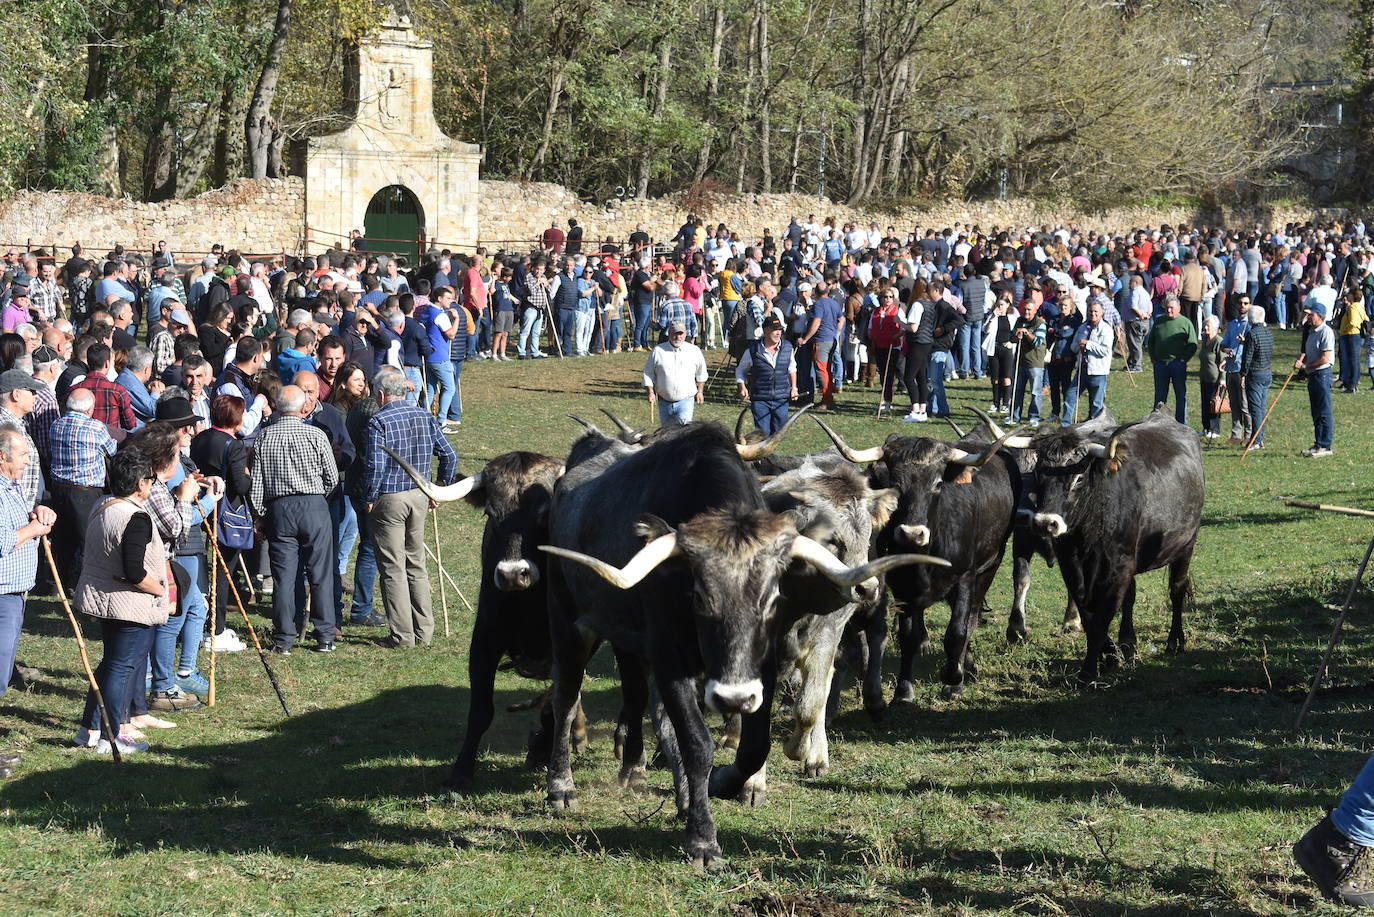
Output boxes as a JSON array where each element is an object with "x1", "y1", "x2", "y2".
[
  {"x1": 634, "y1": 513, "x2": 673, "y2": 543},
  {"x1": 785, "y1": 489, "x2": 817, "y2": 506},
  {"x1": 868, "y1": 488, "x2": 899, "y2": 527}
]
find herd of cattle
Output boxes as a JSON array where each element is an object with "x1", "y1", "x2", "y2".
[{"x1": 388, "y1": 401, "x2": 1205, "y2": 867}]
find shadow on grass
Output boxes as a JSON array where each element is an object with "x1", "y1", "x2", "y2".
[{"x1": 0, "y1": 681, "x2": 634, "y2": 868}]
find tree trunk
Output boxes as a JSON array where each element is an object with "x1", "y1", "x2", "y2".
[
  {"x1": 638, "y1": 36, "x2": 673, "y2": 198},
  {"x1": 757, "y1": 0, "x2": 772, "y2": 193},
  {"x1": 1351, "y1": 0, "x2": 1374, "y2": 201},
  {"x1": 212, "y1": 80, "x2": 235, "y2": 188},
  {"x1": 788, "y1": 114, "x2": 802, "y2": 191},
  {"x1": 84, "y1": 33, "x2": 121, "y2": 196},
  {"x1": 176, "y1": 103, "x2": 218, "y2": 197},
  {"x1": 527, "y1": 65, "x2": 567, "y2": 180},
  {"x1": 692, "y1": 0, "x2": 726, "y2": 184},
  {"x1": 244, "y1": 0, "x2": 293, "y2": 178}
]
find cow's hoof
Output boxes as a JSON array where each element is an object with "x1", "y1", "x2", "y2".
[
  {"x1": 613, "y1": 724, "x2": 626, "y2": 761},
  {"x1": 893, "y1": 681, "x2": 916, "y2": 705},
  {"x1": 545, "y1": 789, "x2": 578, "y2": 812},
  {"x1": 716, "y1": 734, "x2": 740, "y2": 752},
  {"x1": 1006, "y1": 625, "x2": 1028, "y2": 644},
  {"x1": 1061, "y1": 618, "x2": 1083, "y2": 635},
  {"x1": 617, "y1": 765, "x2": 648, "y2": 790},
  {"x1": 1166, "y1": 636, "x2": 1185, "y2": 655},
  {"x1": 864, "y1": 698, "x2": 887, "y2": 721},
  {"x1": 939, "y1": 683, "x2": 964, "y2": 700},
  {"x1": 442, "y1": 773, "x2": 474, "y2": 795},
  {"x1": 736, "y1": 779, "x2": 767, "y2": 807},
  {"x1": 803, "y1": 760, "x2": 829, "y2": 778},
  {"x1": 572, "y1": 734, "x2": 590, "y2": 755},
  {"x1": 687, "y1": 845, "x2": 724, "y2": 870}
]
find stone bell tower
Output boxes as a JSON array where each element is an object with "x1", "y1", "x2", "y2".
[{"x1": 303, "y1": 9, "x2": 481, "y2": 258}]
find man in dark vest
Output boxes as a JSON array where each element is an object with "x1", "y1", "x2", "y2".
[{"x1": 734, "y1": 316, "x2": 798, "y2": 435}]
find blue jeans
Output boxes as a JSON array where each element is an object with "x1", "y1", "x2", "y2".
[
  {"x1": 337, "y1": 491, "x2": 358, "y2": 583},
  {"x1": 658, "y1": 396, "x2": 695, "y2": 426},
  {"x1": 448, "y1": 358, "x2": 464, "y2": 422},
  {"x1": 958, "y1": 322, "x2": 984, "y2": 376},
  {"x1": 403, "y1": 366, "x2": 424, "y2": 406},
  {"x1": 475, "y1": 312, "x2": 491, "y2": 353},
  {"x1": 632, "y1": 302, "x2": 652, "y2": 349},
  {"x1": 1061, "y1": 373, "x2": 1106, "y2": 423},
  {"x1": 152, "y1": 553, "x2": 208, "y2": 689},
  {"x1": 602, "y1": 317, "x2": 622, "y2": 352},
  {"x1": 1308, "y1": 367, "x2": 1333, "y2": 449},
  {"x1": 1153, "y1": 359, "x2": 1188, "y2": 424},
  {"x1": 1245, "y1": 370, "x2": 1272, "y2": 445},
  {"x1": 928, "y1": 350, "x2": 950, "y2": 415},
  {"x1": 82, "y1": 618, "x2": 156, "y2": 740},
  {"x1": 751, "y1": 399, "x2": 788, "y2": 435},
  {"x1": 0, "y1": 593, "x2": 22, "y2": 699},
  {"x1": 349, "y1": 495, "x2": 378, "y2": 618},
  {"x1": 557, "y1": 309, "x2": 577, "y2": 357},
  {"x1": 1013, "y1": 365, "x2": 1045, "y2": 423},
  {"x1": 1340, "y1": 334, "x2": 1362, "y2": 390},
  {"x1": 1333, "y1": 751, "x2": 1374, "y2": 846},
  {"x1": 425, "y1": 361, "x2": 455, "y2": 422},
  {"x1": 518, "y1": 307, "x2": 543, "y2": 356}
]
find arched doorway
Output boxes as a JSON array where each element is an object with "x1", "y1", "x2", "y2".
[{"x1": 363, "y1": 185, "x2": 424, "y2": 263}]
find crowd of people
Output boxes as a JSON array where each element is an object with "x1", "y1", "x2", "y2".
[{"x1": 0, "y1": 213, "x2": 1363, "y2": 777}]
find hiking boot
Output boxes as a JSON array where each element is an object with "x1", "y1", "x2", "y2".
[
  {"x1": 149, "y1": 687, "x2": 202, "y2": 712},
  {"x1": 1294, "y1": 813, "x2": 1374, "y2": 906}
]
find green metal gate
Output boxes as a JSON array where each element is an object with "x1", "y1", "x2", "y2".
[{"x1": 363, "y1": 185, "x2": 424, "y2": 263}]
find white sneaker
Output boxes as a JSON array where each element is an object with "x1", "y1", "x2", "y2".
[
  {"x1": 72, "y1": 727, "x2": 100, "y2": 748},
  {"x1": 1309, "y1": 447, "x2": 1333, "y2": 458},
  {"x1": 96, "y1": 736, "x2": 147, "y2": 755},
  {"x1": 205, "y1": 629, "x2": 247, "y2": 652},
  {"x1": 879, "y1": 401, "x2": 892, "y2": 410},
  {"x1": 916, "y1": 411, "x2": 928, "y2": 422},
  {"x1": 900, "y1": 412, "x2": 922, "y2": 423}
]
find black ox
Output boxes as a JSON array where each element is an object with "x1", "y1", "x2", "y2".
[
  {"x1": 1017, "y1": 405, "x2": 1204, "y2": 683},
  {"x1": 818, "y1": 419, "x2": 1028, "y2": 705},
  {"x1": 384, "y1": 448, "x2": 574, "y2": 792},
  {"x1": 540, "y1": 422, "x2": 945, "y2": 866}
]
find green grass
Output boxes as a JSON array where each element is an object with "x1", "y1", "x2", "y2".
[{"x1": 2, "y1": 335, "x2": 1372, "y2": 915}]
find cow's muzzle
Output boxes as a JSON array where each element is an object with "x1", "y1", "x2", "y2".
[
  {"x1": 494, "y1": 560, "x2": 540, "y2": 591},
  {"x1": 1031, "y1": 513, "x2": 1068, "y2": 538},
  {"x1": 704, "y1": 678, "x2": 764, "y2": 715},
  {"x1": 896, "y1": 524, "x2": 930, "y2": 547}
]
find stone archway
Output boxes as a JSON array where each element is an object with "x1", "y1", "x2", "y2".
[{"x1": 364, "y1": 184, "x2": 424, "y2": 261}]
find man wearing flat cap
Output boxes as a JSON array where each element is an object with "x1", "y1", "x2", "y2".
[
  {"x1": 643, "y1": 320, "x2": 707, "y2": 427},
  {"x1": 0, "y1": 370, "x2": 46, "y2": 509}
]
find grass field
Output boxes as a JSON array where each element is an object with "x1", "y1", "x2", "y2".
[{"x1": 2, "y1": 334, "x2": 1373, "y2": 916}]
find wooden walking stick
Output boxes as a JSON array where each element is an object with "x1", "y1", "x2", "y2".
[
  {"x1": 209, "y1": 540, "x2": 292, "y2": 717},
  {"x1": 42, "y1": 536, "x2": 121, "y2": 762},
  {"x1": 206, "y1": 504, "x2": 217, "y2": 707},
  {"x1": 424, "y1": 542, "x2": 474, "y2": 612},
  {"x1": 432, "y1": 507, "x2": 450, "y2": 638},
  {"x1": 1240, "y1": 366, "x2": 1298, "y2": 459},
  {"x1": 238, "y1": 553, "x2": 257, "y2": 604},
  {"x1": 1286, "y1": 501, "x2": 1374, "y2": 731}
]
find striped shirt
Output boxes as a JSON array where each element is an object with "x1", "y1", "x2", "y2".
[
  {"x1": 249, "y1": 416, "x2": 339, "y2": 515},
  {"x1": 0, "y1": 475, "x2": 36, "y2": 593},
  {"x1": 26, "y1": 384, "x2": 58, "y2": 470},
  {"x1": 364, "y1": 400, "x2": 458, "y2": 505},
  {"x1": 49, "y1": 411, "x2": 116, "y2": 487},
  {"x1": 0, "y1": 408, "x2": 38, "y2": 509}
]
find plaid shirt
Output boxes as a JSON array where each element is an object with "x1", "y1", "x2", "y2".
[
  {"x1": 249, "y1": 415, "x2": 339, "y2": 515},
  {"x1": 72, "y1": 373, "x2": 136, "y2": 432},
  {"x1": 0, "y1": 408, "x2": 38, "y2": 509},
  {"x1": 145, "y1": 477, "x2": 190, "y2": 553},
  {"x1": 28, "y1": 278, "x2": 63, "y2": 323},
  {"x1": 0, "y1": 474, "x2": 36, "y2": 593},
  {"x1": 364, "y1": 400, "x2": 458, "y2": 505},
  {"x1": 49, "y1": 411, "x2": 116, "y2": 487},
  {"x1": 26, "y1": 384, "x2": 58, "y2": 470},
  {"x1": 149, "y1": 325, "x2": 176, "y2": 375},
  {"x1": 653, "y1": 296, "x2": 699, "y2": 341}
]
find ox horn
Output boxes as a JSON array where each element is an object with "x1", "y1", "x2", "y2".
[
  {"x1": 814, "y1": 418, "x2": 885, "y2": 464},
  {"x1": 599, "y1": 408, "x2": 644, "y2": 444},
  {"x1": 946, "y1": 424, "x2": 1032, "y2": 468},
  {"x1": 789, "y1": 535, "x2": 951, "y2": 587},
  {"x1": 381, "y1": 446, "x2": 482, "y2": 502},
  {"x1": 733, "y1": 406, "x2": 751, "y2": 445},
  {"x1": 946, "y1": 417, "x2": 967, "y2": 439},
  {"x1": 736, "y1": 403, "x2": 814, "y2": 461},
  {"x1": 1087, "y1": 424, "x2": 1132, "y2": 461},
  {"x1": 538, "y1": 533, "x2": 680, "y2": 589},
  {"x1": 566, "y1": 413, "x2": 601, "y2": 434},
  {"x1": 969, "y1": 406, "x2": 1034, "y2": 450}
]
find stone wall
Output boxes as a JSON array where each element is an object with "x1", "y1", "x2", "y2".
[
  {"x1": 0, "y1": 178, "x2": 306, "y2": 255},
  {"x1": 0, "y1": 176, "x2": 1351, "y2": 260},
  {"x1": 478, "y1": 180, "x2": 1350, "y2": 251}
]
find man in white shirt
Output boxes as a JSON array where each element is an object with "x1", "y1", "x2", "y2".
[{"x1": 643, "y1": 321, "x2": 707, "y2": 427}]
